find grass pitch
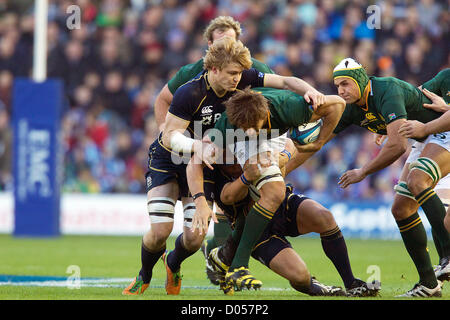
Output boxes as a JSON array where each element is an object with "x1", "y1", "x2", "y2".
[{"x1": 0, "y1": 234, "x2": 447, "y2": 300}]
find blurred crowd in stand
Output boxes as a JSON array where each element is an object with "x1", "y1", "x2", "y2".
[{"x1": 0, "y1": 0, "x2": 448, "y2": 202}]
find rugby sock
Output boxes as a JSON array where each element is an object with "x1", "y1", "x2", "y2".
[
  {"x1": 231, "y1": 213, "x2": 246, "y2": 244},
  {"x1": 167, "y1": 233, "x2": 196, "y2": 272},
  {"x1": 320, "y1": 226, "x2": 355, "y2": 289},
  {"x1": 213, "y1": 213, "x2": 246, "y2": 267},
  {"x1": 219, "y1": 234, "x2": 239, "y2": 266},
  {"x1": 432, "y1": 229, "x2": 444, "y2": 261},
  {"x1": 397, "y1": 212, "x2": 437, "y2": 288},
  {"x1": 229, "y1": 202, "x2": 274, "y2": 271},
  {"x1": 206, "y1": 216, "x2": 232, "y2": 255},
  {"x1": 416, "y1": 187, "x2": 450, "y2": 257},
  {"x1": 139, "y1": 242, "x2": 165, "y2": 284},
  {"x1": 293, "y1": 277, "x2": 326, "y2": 296}
]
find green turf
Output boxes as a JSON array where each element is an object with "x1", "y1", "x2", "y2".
[{"x1": 0, "y1": 234, "x2": 447, "y2": 300}]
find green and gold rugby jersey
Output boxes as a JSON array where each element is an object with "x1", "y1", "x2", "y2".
[
  {"x1": 333, "y1": 76, "x2": 442, "y2": 136},
  {"x1": 421, "y1": 68, "x2": 450, "y2": 104},
  {"x1": 167, "y1": 58, "x2": 275, "y2": 94},
  {"x1": 210, "y1": 87, "x2": 313, "y2": 147}
]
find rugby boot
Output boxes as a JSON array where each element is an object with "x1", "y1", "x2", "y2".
[
  {"x1": 346, "y1": 278, "x2": 380, "y2": 297},
  {"x1": 435, "y1": 256, "x2": 450, "y2": 282},
  {"x1": 396, "y1": 281, "x2": 442, "y2": 298},
  {"x1": 309, "y1": 277, "x2": 346, "y2": 296},
  {"x1": 122, "y1": 275, "x2": 149, "y2": 295},
  {"x1": 225, "y1": 267, "x2": 262, "y2": 292},
  {"x1": 161, "y1": 250, "x2": 182, "y2": 295},
  {"x1": 201, "y1": 241, "x2": 220, "y2": 285}
]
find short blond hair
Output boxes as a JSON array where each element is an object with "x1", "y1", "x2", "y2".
[
  {"x1": 203, "y1": 16, "x2": 242, "y2": 42},
  {"x1": 203, "y1": 37, "x2": 252, "y2": 70}
]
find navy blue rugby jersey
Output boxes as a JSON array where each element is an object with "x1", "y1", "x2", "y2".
[{"x1": 167, "y1": 68, "x2": 265, "y2": 139}]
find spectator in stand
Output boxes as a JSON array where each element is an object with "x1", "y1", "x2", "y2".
[{"x1": 0, "y1": 0, "x2": 447, "y2": 197}]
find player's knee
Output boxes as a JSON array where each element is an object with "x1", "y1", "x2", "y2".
[
  {"x1": 391, "y1": 199, "x2": 415, "y2": 221},
  {"x1": 406, "y1": 169, "x2": 433, "y2": 196},
  {"x1": 182, "y1": 230, "x2": 204, "y2": 251},
  {"x1": 289, "y1": 272, "x2": 311, "y2": 291},
  {"x1": 145, "y1": 225, "x2": 171, "y2": 250},
  {"x1": 407, "y1": 157, "x2": 441, "y2": 196},
  {"x1": 314, "y1": 208, "x2": 336, "y2": 233}
]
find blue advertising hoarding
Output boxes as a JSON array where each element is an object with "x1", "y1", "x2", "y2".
[{"x1": 12, "y1": 79, "x2": 63, "y2": 237}]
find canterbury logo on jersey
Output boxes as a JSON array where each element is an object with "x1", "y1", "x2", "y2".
[{"x1": 201, "y1": 105, "x2": 213, "y2": 114}]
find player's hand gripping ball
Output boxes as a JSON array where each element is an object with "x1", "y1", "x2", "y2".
[{"x1": 289, "y1": 119, "x2": 323, "y2": 145}]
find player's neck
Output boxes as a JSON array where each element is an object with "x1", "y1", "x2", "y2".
[
  {"x1": 356, "y1": 84, "x2": 371, "y2": 107},
  {"x1": 206, "y1": 72, "x2": 227, "y2": 97}
]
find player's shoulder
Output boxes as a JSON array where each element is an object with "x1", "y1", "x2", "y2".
[
  {"x1": 175, "y1": 72, "x2": 206, "y2": 92},
  {"x1": 179, "y1": 58, "x2": 204, "y2": 73},
  {"x1": 172, "y1": 72, "x2": 206, "y2": 103},
  {"x1": 430, "y1": 68, "x2": 450, "y2": 84},
  {"x1": 435, "y1": 68, "x2": 450, "y2": 77},
  {"x1": 250, "y1": 58, "x2": 274, "y2": 74},
  {"x1": 371, "y1": 76, "x2": 412, "y2": 94}
]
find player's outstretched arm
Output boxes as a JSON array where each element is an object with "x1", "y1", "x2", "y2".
[
  {"x1": 187, "y1": 156, "x2": 216, "y2": 235},
  {"x1": 263, "y1": 74, "x2": 325, "y2": 109},
  {"x1": 398, "y1": 89, "x2": 450, "y2": 139},
  {"x1": 338, "y1": 119, "x2": 408, "y2": 188},
  {"x1": 154, "y1": 84, "x2": 173, "y2": 132},
  {"x1": 399, "y1": 111, "x2": 450, "y2": 139}
]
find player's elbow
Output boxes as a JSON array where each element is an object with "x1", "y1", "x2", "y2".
[
  {"x1": 328, "y1": 95, "x2": 346, "y2": 112},
  {"x1": 220, "y1": 193, "x2": 234, "y2": 205},
  {"x1": 220, "y1": 187, "x2": 244, "y2": 205}
]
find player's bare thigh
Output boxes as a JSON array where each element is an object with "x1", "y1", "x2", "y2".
[
  {"x1": 143, "y1": 181, "x2": 179, "y2": 250},
  {"x1": 268, "y1": 247, "x2": 310, "y2": 287},
  {"x1": 296, "y1": 199, "x2": 337, "y2": 235}
]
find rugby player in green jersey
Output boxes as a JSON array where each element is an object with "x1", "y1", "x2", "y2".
[
  {"x1": 398, "y1": 70, "x2": 450, "y2": 282},
  {"x1": 399, "y1": 68, "x2": 450, "y2": 138},
  {"x1": 188, "y1": 87, "x2": 344, "y2": 291},
  {"x1": 285, "y1": 59, "x2": 449, "y2": 297},
  {"x1": 123, "y1": 35, "x2": 326, "y2": 295}
]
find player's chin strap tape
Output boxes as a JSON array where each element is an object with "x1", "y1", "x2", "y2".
[
  {"x1": 394, "y1": 181, "x2": 415, "y2": 200},
  {"x1": 148, "y1": 197, "x2": 176, "y2": 223},
  {"x1": 408, "y1": 157, "x2": 442, "y2": 183}
]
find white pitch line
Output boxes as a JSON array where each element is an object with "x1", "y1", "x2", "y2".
[{"x1": 0, "y1": 277, "x2": 292, "y2": 291}]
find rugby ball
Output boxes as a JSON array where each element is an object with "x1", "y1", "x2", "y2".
[{"x1": 289, "y1": 119, "x2": 323, "y2": 145}]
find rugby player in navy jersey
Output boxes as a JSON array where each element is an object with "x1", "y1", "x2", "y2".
[
  {"x1": 154, "y1": 15, "x2": 276, "y2": 287},
  {"x1": 123, "y1": 36, "x2": 325, "y2": 295}
]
